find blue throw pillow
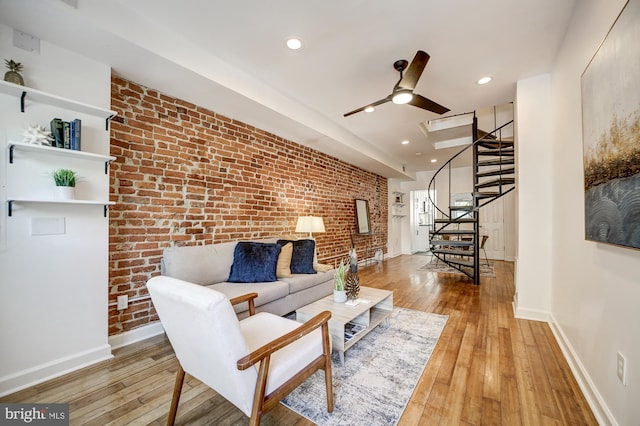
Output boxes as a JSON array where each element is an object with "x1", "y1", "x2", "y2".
[
  {"x1": 277, "y1": 239, "x2": 317, "y2": 274},
  {"x1": 228, "y1": 242, "x2": 281, "y2": 283}
]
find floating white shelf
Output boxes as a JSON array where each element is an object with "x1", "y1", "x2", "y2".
[
  {"x1": 7, "y1": 198, "x2": 115, "y2": 217},
  {"x1": 0, "y1": 80, "x2": 116, "y2": 121},
  {"x1": 8, "y1": 141, "x2": 116, "y2": 164}
]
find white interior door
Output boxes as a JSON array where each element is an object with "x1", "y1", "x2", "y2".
[
  {"x1": 410, "y1": 190, "x2": 433, "y2": 253},
  {"x1": 479, "y1": 196, "x2": 505, "y2": 260}
]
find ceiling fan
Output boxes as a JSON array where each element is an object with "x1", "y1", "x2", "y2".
[{"x1": 344, "y1": 50, "x2": 450, "y2": 117}]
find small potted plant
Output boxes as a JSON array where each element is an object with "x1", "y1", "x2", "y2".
[
  {"x1": 333, "y1": 259, "x2": 348, "y2": 303},
  {"x1": 52, "y1": 168, "x2": 78, "y2": 200}
]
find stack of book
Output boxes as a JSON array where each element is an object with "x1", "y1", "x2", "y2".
[
  {"x1": 344, "y1": 321, "x2": 366, "y2": 342},
  {"x1": 50, "y1": 118, "x2": 81, "y2": 150}
]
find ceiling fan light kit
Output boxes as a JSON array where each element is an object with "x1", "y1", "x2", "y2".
[
  {"x1": 344, "y1": 50, "x2": 450, "y2": 117},
  {"x1": 392, "y1": 90, "x2": 413, "y2": 104}
]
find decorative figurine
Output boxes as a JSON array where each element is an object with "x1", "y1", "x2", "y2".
[{"x1": 4, "y1": 59, "x2": 24, "y2": 85}]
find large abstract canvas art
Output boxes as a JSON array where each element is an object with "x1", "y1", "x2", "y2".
[{"x1": 582, "y1": 0, "x2": 640, "y2": 250}]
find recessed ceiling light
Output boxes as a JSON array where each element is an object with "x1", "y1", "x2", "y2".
[
  {"x1": 415, "y1": 152, "x2": 423, "y2": 156},
  {"x1": 286, "y1": 37, "x2": 303, "y2": 50},
  {"x1": 364, "y1": 106, "x2": 375, "y2": 113},
  {"x1": 431, "y1": 158, "x2": 437, "y2": 163},
  {"x1": 401, "y1": 140, "x2": 410, "y2": 145},
  {"x1": 476, "y1": 76, "x2": 492, "y2": 85}
]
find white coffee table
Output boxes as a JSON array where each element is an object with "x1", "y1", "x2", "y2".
[{"x1": 296, "y1": 286, "x2": 393, "y2": 366}]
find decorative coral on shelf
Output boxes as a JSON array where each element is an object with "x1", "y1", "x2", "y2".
[{"x1": 22, "y1": 125, "x2": 53, "y2": 146}]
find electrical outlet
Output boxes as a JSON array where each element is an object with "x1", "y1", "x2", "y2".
[
  {"x1": 117, "y1": 295, "x2": 128, "y2": 311},
  {"x1": 617, "y1": 352, "x2": 627, "y2": 385}
]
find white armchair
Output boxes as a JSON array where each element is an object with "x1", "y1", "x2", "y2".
[{"x1": 147, "y1": 276, "x2": 333, "y2": 426}]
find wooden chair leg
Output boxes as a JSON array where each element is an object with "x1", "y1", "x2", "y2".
[
  {"x1": 167, "y1": 365, "x2": 186, "y2": 426},
  {"x1": 322, "y1": 322, "x2": 334, "y2": 412},
  {"x1": 249, "y1": 356, "x2": 270, "y2": 426}
]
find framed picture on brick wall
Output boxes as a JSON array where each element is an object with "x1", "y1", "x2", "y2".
[{"x1": 355, "y1": 199, "x2": 371, "y2": 234}]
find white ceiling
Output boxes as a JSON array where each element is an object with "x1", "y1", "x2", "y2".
[{"x1": 0, "y1": 0, "x2": 576, "y2": 179}]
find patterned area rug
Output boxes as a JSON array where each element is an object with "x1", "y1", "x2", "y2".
[
  {"x1": 281, "y1": 308, "x2": 448, "y2": 426},
  {"x1": 417, "y1": 259, "x2": 495, "y2": 277}
]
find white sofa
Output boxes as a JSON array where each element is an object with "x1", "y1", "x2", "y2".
[{"x1": 160, "y1": 239, "x2": 335, "y2": 318}]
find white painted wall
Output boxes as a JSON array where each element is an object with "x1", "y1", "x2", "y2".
[
  {"x1": 477, "y1": 103, "x2": 514, "y2": 139},
  {"x1": 513, "y1": 75, "x2": 553, "y2": 321},
  {"x1": 547, "y1": 0, "x2": 640, "y2": 424},
  {"x1": 0, "y1": 24, "x2": 112, "y2": 396}
]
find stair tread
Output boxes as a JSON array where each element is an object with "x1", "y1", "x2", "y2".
[
  {"x1": 431, "y1": 248, "x2": 474, "y2": 256},
  {"x1": 431, "y1": 241, "x2": 474, "y2": 247},
  {"x1": 434, "y1": 218, "x2": 477, "y2": 223},
  {"x1": 477, "y1": 140, "x2": 514, "y2": 149},
  {"x1": 430, "y1": 230, "x2": 475, "y2": 235},
  {"x1": 475, "y1": 177, "x2": 516, "y2": 189},
  {"x1": 477, "y1": 150, "x2": 515, "y2": 156},
  {"x1": 449, "y1": 205, "x2": 473, "y2": 211},
  {"x1": 478, "y1": 158, "x2": 515, "y2": 166},
  {"x1": 476, "y1": 167, "x2": 515, "y2": 177},
  {"x1": 474, "y1": 191, "x2": 501, "y2": 198}
]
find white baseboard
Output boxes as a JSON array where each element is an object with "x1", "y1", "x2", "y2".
[
  {"x1": 513, "y1": 303, "x2": 551, "y2": 322},
  {"x1": 548, "y1": 315, "x2": 616, "y2": 426},
  {"x1": 108, "y1": 321, "x2": 165, "y2": 350},
  {"x1": 0, "y1": 344, "x2": 113, "y2": 398}
]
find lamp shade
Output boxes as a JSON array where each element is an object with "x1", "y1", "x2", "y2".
[{"x1": 295, "y1": 216, "x2": 325, "y2": 234}]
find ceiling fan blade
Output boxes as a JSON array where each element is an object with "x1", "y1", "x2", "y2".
[
  {"x1": 343, "y1": 95, "x2": 392, "y2": 117},
  {"x1": 398, "y1": 50, "x2": 430, "y2": 90},
  {"x1": 408, "y1": 94, "x2": 450, "y2": 115}
]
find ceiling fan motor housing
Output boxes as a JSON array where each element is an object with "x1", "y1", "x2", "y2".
[{"x1": 343, "y1": 50, "x2": 450, "y2": 117}]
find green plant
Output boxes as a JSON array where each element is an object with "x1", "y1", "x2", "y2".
[
  {"x1": 52, "y1": 169, "x2": 78, "y2": 187},
  {"x1": 334, "y1": 259, "x2": 346, "y2": 291}
]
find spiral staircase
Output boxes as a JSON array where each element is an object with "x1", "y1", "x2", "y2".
[{"x1": 427, "y1": 113, "x2": 515, "y2": 284}]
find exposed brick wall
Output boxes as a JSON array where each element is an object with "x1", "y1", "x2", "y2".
[{"x1": 108, "y1": 76, "x2": 388, "y2": 335}]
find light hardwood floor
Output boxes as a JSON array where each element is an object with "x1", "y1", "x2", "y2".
[{"x1": 1, "y1": 255, "x2": 597, "y2": 425}]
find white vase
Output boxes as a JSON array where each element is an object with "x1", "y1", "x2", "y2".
[
  {"x1": 56, "y1": 186, "x2": 75, "y2": 200},
  {"x1": 333, "y1": 290, "x2": 347, "y2": 303}
]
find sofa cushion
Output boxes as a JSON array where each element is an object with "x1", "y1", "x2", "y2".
[
  {"x1": 314, "y1": 263, "x2": 333, "y2": 272},
  {"x1": 162, "y1": 241, "x2": 238, "y2": 285},
  {"x1": 280, "y1": 270, "x2": 336, "y2": 294},
  {"x1": 277, "y1": 239, "x2": 316, "y2": 274},
  {"x1": 209, "y1": 281, "x2": 290, "y2": 312},
  {"x1": 228, "y1": 242, "x2": 281, "y2": 283},
  {"x1": 276, "y1": 242, "x2": 293, "y2": 278}
]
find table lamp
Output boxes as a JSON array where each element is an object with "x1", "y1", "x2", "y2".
[{"x1": 295, "y1": 216, "x2": 325, "y2": 238}]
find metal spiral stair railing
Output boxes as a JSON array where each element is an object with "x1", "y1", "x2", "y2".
[{"x1": 427, "y1": 117, "x2": 515, "y2": 284}]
